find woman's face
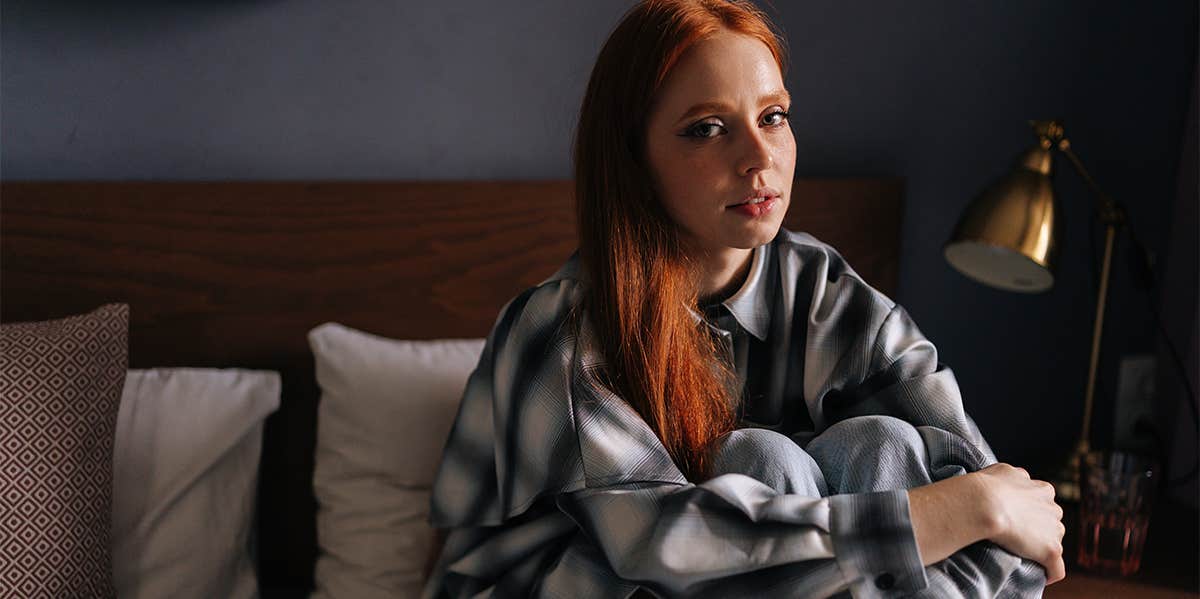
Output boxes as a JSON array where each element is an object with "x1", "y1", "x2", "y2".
[{"x1": 644, "y1": 31, "x2": 795, "y2": 255}]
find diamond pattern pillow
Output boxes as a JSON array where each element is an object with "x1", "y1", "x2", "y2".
[{"x1": 0, "y1": 304, "x2": 129, "y2": 599}]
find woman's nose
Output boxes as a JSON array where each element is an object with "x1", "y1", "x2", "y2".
[{"x1": 737, "y1": 130, "x2": 774, "y2": 176}]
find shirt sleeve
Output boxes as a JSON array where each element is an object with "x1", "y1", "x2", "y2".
[
  {"x1": 555, "y1": 476, "x2": 925, "y2": 598},
  {"x1": 797, "y1": 241, "x2": 996, "y2": 462},
  {"x1": 429, "y1": 277, "x2": 590, "y2": 529}
]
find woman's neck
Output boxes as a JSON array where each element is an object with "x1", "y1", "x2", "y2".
[{"x1": 695, "y1": 246, "x2": 754, "y2": 306}]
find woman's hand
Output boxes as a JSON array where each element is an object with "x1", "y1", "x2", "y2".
[
  {"x1": 908, "y1": 462, "x2": 1066, "y2": 585},
  {"x1": 974, "y1": 463, "x2": 1067, "y2": 585}
]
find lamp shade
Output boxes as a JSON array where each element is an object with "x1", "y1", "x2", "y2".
[{"x1": 944, "y1": 143, "x2": 1064, "y2": 293}]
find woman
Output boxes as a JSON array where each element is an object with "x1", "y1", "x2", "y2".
[{"x1": 424, "y1": 1, "x2": 1065, "y2": 597}]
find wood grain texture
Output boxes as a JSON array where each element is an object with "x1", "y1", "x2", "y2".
[
  {"x1": 1045, "y1": 574, "x2": 1199, "y2": 598},
  {"x1": 1, "y1": 181, "x2": 580, "y2": 359},
  {"x1": 1, "y1": 178, "x2": 903, "y2": 596}
]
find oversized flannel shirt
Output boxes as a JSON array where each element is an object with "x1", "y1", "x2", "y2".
[{"x1": 423, "y1": 228, "x2": 1032, "y2": 598}]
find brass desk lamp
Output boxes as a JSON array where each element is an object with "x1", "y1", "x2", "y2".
[{"x1": 943, "y1": 120, "x2": 1128, "y2": 502}]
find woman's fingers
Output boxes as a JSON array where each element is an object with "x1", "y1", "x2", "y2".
[
  {"x1": 1047, "y1": 502, "x2": 1067, "y2": 584},
  {"x1": 977, "y1": 462, "x2": 1069, "y2": 585},
  {"x1": 1034, "y1": 505, "x2": 1066, "y2": 584},
  {"x1": 1037, "y1": 479, "x2": 1056, "y2": 498},
  {"x1": 1045, "y1": 554, "x2": 1066, "y2": 584},
  {"x1": 1034, "y1": 475, "x2": 1066, "y2": 581}
]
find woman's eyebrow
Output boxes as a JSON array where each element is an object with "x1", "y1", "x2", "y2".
[
  {"x1": 674, "y1": 101, "x2": 731, "y2": 125},
  {"x1": 762, "y1": 90, "x2": 791, "y2": 108},
  {"x1": 673, "y1": 90, "x2": 792, "y2": 126}
]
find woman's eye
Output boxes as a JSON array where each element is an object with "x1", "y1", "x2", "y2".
[
  {"x1": 684, "y1": 121, "x2": 725, "y2": 139},
  {"x1": 761, "y1": 110, "x2": 790, "y2": 127}
]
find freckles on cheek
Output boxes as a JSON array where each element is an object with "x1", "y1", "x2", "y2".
[
  {"x1": 676, "y1": 159, "x2": 706, "y2": 181},
  {"x1": 675, "y1": 150, "x2": 718, "y2": 180},
  {"x1": 657, "y1": 150, "x2": 702, "y2": 182},
  {"x1": 773, "y1": 134, "x2": 797, "y2": 163}
]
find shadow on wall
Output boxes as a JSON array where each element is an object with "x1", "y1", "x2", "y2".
[{"x1": 1158, "y1": 68, "x2": 1199, "y2": 508}]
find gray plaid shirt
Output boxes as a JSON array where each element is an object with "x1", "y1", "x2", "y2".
[{"x1": 425, "y1": 229, "x2": 1023, "y2": 598}]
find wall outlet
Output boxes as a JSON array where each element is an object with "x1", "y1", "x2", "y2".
[{"x1": 1113, "y1": 354, "x2": 1157, "y2": 451}]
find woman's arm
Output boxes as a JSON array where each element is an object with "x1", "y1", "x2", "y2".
[
  {"x1": 556, "y1": 475, "x2": 929, "y2": 599},
  {"x1": 793, "y1": 239, "x2": 1065, "y2": 585},
  {"x1": 909, "y1": 464, "x2": 1066, "y2": 583}
]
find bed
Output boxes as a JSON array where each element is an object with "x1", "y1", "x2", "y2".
[{"x1": 0, "y1": 178, "x2": 905, "y2": 597}]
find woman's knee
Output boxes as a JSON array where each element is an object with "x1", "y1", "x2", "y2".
[
  {"x1": 805, "y1": 415, "x2": 932, "y2": 493},
  {"x1": 710, "y1": 428, "x2": 828, "y2": 496},
  {"x1": 824, "y1": 414, "x2": 922, "y2": 448}
]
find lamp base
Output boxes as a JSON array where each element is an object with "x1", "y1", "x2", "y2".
[{"x1": 1052, "y1": 438, "x2": 1089, "y2": 503}]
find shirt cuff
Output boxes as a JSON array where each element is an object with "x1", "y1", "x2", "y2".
[{"x1": 828, "y1": 489, "x2": 928, "y2": 598}]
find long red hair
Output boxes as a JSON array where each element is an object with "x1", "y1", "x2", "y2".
[{"x1": 573, "y1": 0, "x2": 788, "y2": 481}]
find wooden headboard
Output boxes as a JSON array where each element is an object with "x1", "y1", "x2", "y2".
[{"x1": 0, "y1": 178, "x2": 903, "y2": 597}]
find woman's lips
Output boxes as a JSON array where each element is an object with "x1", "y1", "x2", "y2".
[{"x1": 728, "y1": 196, "x2": 778, "y2": 218}]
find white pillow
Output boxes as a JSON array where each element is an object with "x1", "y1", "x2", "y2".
[
  {"x1": 111, "y1": 368, "x2": 281, "y2": 599},
  {"x1": 308, "y1": 323, "x2": 485, "y2": 599}
]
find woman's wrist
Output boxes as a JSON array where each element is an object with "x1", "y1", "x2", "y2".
[
  {"x1": 909, "y1": 472, "x2": 997, "y2": 566},
  {"x1": 963, "y1": 470, "x2": 1005, "y2": 542}
]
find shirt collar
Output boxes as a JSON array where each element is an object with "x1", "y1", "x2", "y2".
[{"x1": 689, "y1": 242, "x2": 772, "y2": 341}]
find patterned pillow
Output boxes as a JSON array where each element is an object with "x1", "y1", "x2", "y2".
[{"x1": 0, "y1": 304, "x2": 129, "y2": 599}]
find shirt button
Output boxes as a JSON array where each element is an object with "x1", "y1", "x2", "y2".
[{"x1": 874, "y1": 573, "x2": 895, "y2": 590}]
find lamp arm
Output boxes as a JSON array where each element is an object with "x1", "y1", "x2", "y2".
[
  {"x1": 1056, "y1": 138, "x2": 1124, "y2": 449},
  {"x1": 1079, "y1": 221, "x2": 1117, "y2": 451},
  {"x1": 1055, "y1": 139, "x2": 1127, "y2": 226},
  {"x1": 1044, "y1": 136, "x2": 1122, "y2": 500}
]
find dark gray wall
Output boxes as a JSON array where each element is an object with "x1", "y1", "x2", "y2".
[
  {"x1": 1, "y1": 0, "x2": 623, "y2": 179},
  {"x1": 3, "y1": 0, "x2": 1196, "y2": 474}
]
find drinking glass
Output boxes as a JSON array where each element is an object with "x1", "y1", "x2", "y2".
[{"x1": 1076, "y1": 450, "x2": 1158, "y2": 576}]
